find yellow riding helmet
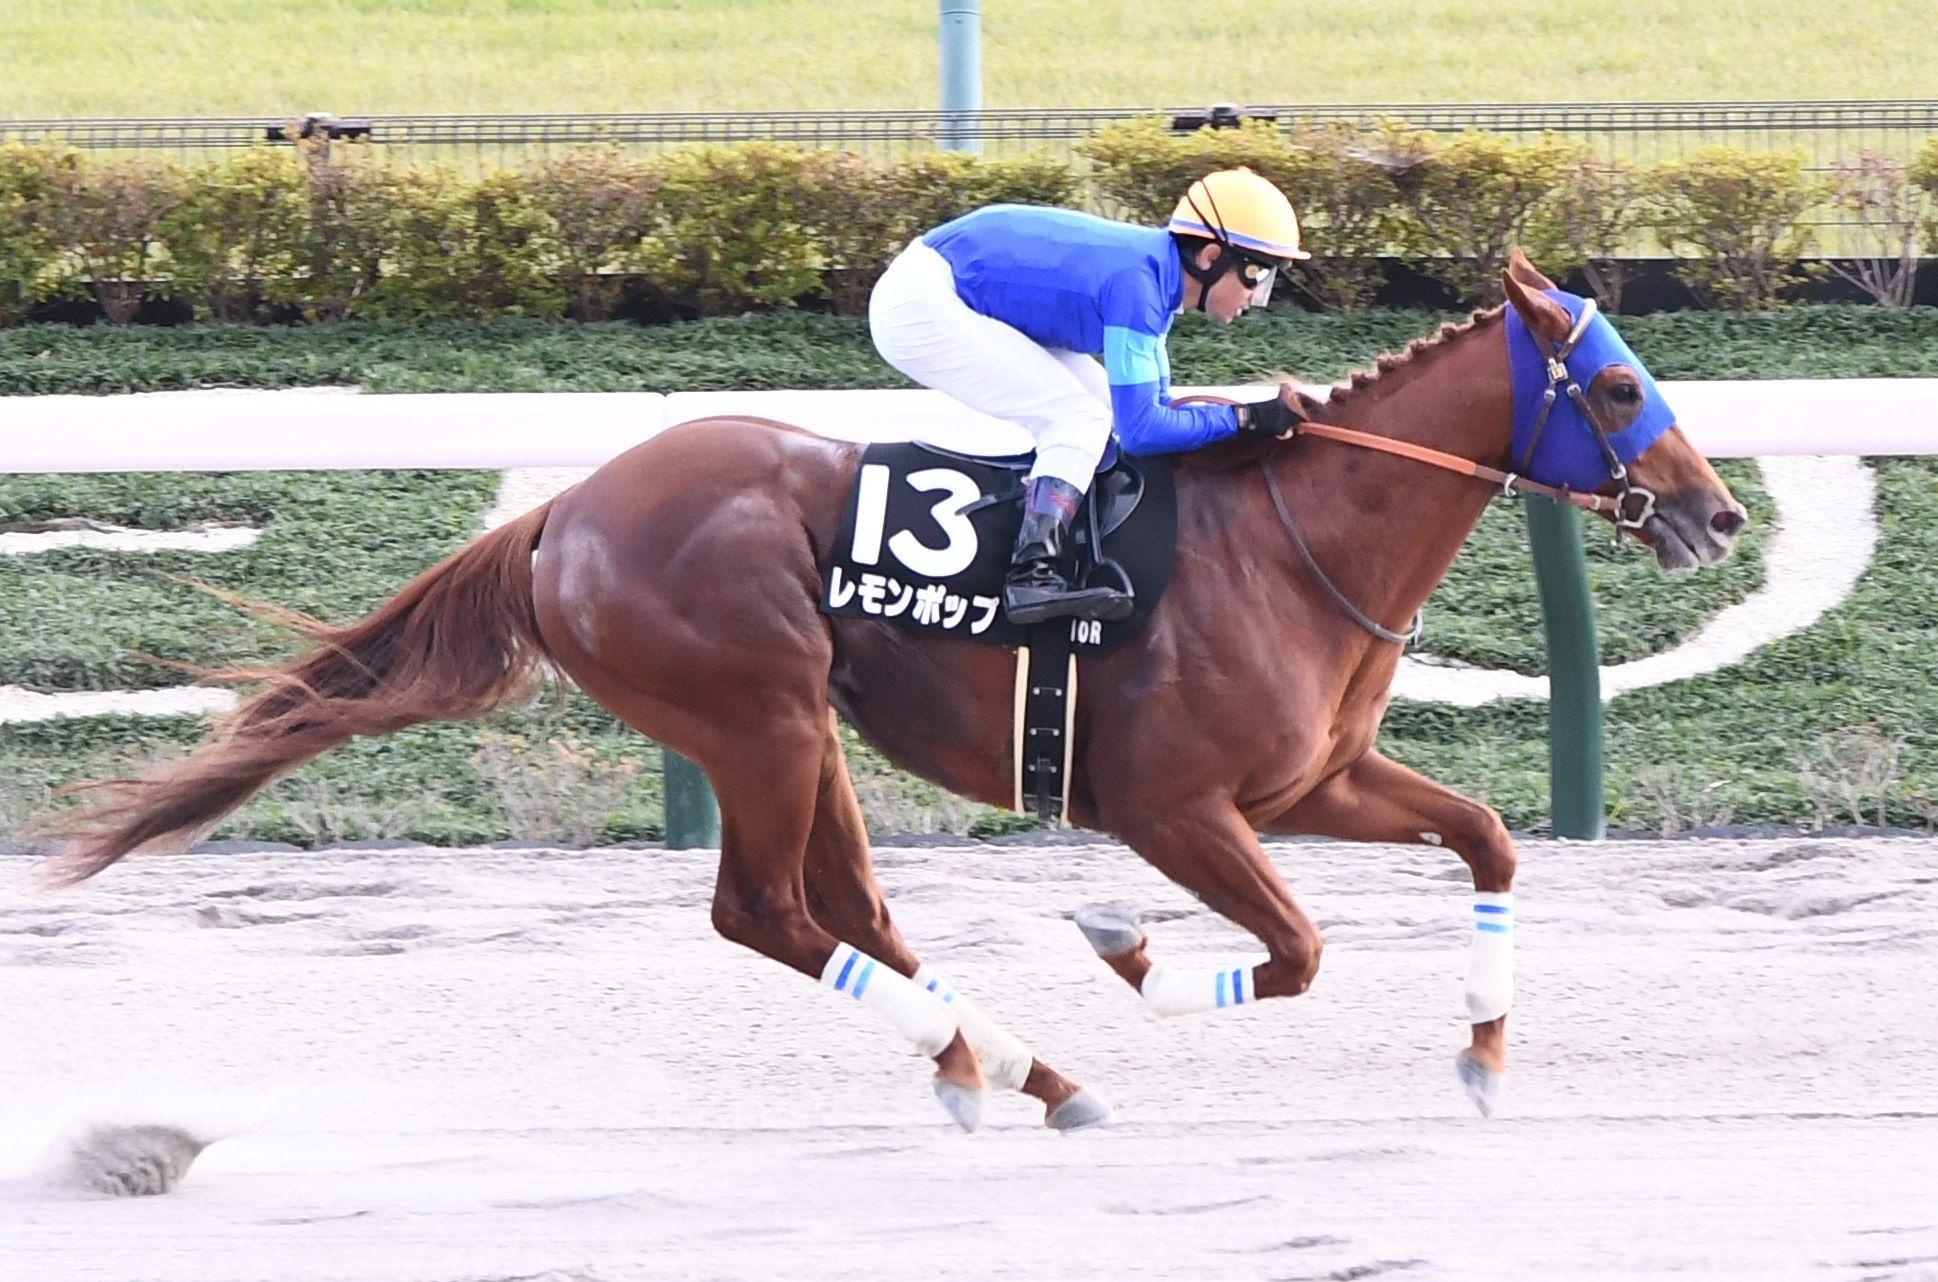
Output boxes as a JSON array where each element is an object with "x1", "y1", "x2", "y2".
[{"x1": 1167, "y1": 168, "x2": 1311, "y2": 261}]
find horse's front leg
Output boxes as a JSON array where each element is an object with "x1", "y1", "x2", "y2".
[
  {"x1": 1262, "y1": 749, "x2": 1517, "y2": 1115},
  {"x1": 1077, "y1": 800, "x2": 1324, "y2": 1016}
]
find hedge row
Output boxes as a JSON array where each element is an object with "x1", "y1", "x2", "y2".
[
  {"x1": 0, "y1": 138, "x2": 1075, "y2": 326},
  {"x1": 1084, "y1": 120, "x2": 1938, "y2": 311},
  {"x1": 4, "y1": 124, "x2": 1938, "y2": 325}
]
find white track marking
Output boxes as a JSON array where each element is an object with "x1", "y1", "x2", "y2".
[
  {"x1": 0, "y1": 686, "x2": 237, "y2": 724},
  {"x1": 0, "y1": 522, "x2": 261, "y2": 725},
  {"x1": 0, "y1": 454, "x2": 1882, "y2": 722},
  {"x1": 1390, "y1": 456, "x2": 1877, "y2": 705},
  {"x1": 482, "y1": 467, "x2": 593, "y2": 531},
  {"x1": 0, "y1": 523, "x2": 261, "y2": 555}
]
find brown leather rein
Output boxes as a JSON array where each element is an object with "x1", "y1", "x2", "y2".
[
  {"x1": 1283, "y1": 419, "x2": 1628, "y2": 516},
  {"x1": 1173, "y1": 392, "x2": 1631, "y2": 647}
]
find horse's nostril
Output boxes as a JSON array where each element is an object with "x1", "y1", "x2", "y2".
[{"x1": 1711, "y1": 508, "x2": 1746, "y2": 538}]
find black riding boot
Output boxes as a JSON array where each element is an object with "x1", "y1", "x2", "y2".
[{"x1": 1003, "y1": 476, "x2": 1133, "y2": 625}]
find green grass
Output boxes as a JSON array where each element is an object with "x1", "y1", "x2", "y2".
[
  {"x1": 1380, "y1": 456, "x2": 1938, "y2": 832},
  {"x1": 1, "y1": 306, "x2": 1933, "y2": 840},
  {"x1": 7, "y1": 305, "x2": 1938, "y2": 395},
  {"x1": 0, "y1": 471, "x2": 499, "y2": 689},
  {"x1": 0, "y1": 461, "x2": 1763, "y2": 692},
  {"x1": 2, "y1": 0, "x2": 1930, "y2": 118}
]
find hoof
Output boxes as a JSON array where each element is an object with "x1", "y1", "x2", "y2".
[
  {"x1": 1046, "y1": 1088, "x2": 1114, "y2": 1133},
  {"x1": 933, "y1": 1079, "x2": 986, "y2": 1133},
  {"x1": 1074, "y1": 903, "x2": 1145, "y2": 958},
  {"x1": 1455, "y1": 1050, "x2": 1503, "y2": 1118}
]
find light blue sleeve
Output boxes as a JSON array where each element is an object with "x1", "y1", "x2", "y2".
[{"x1": 1101, "y1": 325, "x2": 1238, "y2": 456}]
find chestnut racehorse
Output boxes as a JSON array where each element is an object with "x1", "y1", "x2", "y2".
[{"x1": 47, "y1": 253, "x2": 1746, "y2": 1131}]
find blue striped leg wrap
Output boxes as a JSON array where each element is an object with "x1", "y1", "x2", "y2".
[
  {"x1": 1214, "y1": 967, "x2": 1250, "y2": 1008},
  {"x1": 824, "y1": 942, "x2": 878, "y2": 999}
]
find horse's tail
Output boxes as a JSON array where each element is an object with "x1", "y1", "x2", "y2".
[{"x1": 42, "y1": 502, "x2": 559, "y2": 885}]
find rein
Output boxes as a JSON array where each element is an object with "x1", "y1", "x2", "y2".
[
  {"x1": 1257, "y1": 459, "x2": 1423, "y2": 647},
  {"x1": 1178, "y1": 350, "x2": 1649, "y2": 647},
  {"x1": 1174, "y1": 393, "x2": 1430, "y2": 646},
  {"x1": 1287, "y1": 420, "x2": 1627, "y2": 518}
]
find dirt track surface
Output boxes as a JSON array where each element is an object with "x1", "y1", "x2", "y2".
[{"x1": 4, "y1": 836, "x2": 1935, "y2": 1282}]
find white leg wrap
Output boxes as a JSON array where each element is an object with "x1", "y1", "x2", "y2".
[
  {"x1": 821, "y1": 944, "x2": 958, "y2": 1058},
  {"x1": 913, "y1": 966, "x2": 1034, "y2": 1092},
  {"x1": 1139, "y1": 963, "x2": 1259, "y2": 1017},
  {"x1": 1465, "y1": 891, "x2": 1514, "y2": 1023}
]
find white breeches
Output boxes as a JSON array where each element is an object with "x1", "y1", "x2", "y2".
[{"x1": 869, "y1": 240, "x2": 1112, "y2": 490}]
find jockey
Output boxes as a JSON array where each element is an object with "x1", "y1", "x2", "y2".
[{"x1": 868, "y1": 168, "x2": 1310, "y2": 624}]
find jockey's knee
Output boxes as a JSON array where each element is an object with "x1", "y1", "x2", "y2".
[{"x1": 1031, "y1": 428, "x2": 1109, "y2": 491}]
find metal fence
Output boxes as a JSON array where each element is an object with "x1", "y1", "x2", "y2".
[
  {"x1": 5, "y1": 100, "x2": 1936, "y2": 168},
  {"x1": 5, "y1": 101, "x2": 1930, "y2": 253}
]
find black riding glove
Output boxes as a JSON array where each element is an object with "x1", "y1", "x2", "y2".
[{"x1": 1236, "y1": 395, "x2": 1304, "y2": 439}]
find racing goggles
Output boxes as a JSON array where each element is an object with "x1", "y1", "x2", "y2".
[{"x1": 1234, "y1": 253, "x2": 1279, "y2": 306}]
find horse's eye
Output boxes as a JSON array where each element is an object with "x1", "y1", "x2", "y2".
[{"x1": 1611, "y1": 383, "x2": 1641, "y2": 405}]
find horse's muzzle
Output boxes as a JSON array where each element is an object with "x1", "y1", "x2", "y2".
[{"x1": 1640, "y1": 489, "x2": 1749, "y2": 575}]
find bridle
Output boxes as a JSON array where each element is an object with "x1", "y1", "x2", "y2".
[
  {"x1": 1511, "y1": 298, "x2": 1658, "y2": 535},
  {"x1": 1181, "y1": 301, "x2": 1662, "y2": 648}
]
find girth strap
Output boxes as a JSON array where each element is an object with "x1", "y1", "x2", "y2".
[{"x1": 1013, "y1": 623, "x2": 1079, "y2": 824}]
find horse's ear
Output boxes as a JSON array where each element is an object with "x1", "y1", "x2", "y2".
[
  {"x1": 1505, "y1": 247, "x2": 1556, "y2": 292},
  {"x1": 1502, "y1": 263, "x2": 1572, "y2": 344}
]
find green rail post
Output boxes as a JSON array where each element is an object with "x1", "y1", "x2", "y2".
[
  {"x1": 1525, "y1": 496, "x2": 1607, "y2": 839},
  {"x1": 663, "y1": 750, "x2": 721, "y2": 849}
]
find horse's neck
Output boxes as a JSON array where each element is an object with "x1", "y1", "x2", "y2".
[{"x1": 1270, "y1": 320, "x2": 1515, "y2": 632}]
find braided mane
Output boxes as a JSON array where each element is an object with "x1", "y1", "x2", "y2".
[
  {"x1": 1174, "y1": 305, "x2": 1505, "y2": 472},
  {"x1": 1294, "y1": 305, "x2": 1503, "y2": 421}
]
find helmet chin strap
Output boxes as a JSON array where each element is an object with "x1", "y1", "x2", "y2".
[
  {"x1": 1180, "y1": 189, "x2": 1237, "y2": 313},
  {"x1": 1182, "y1": 247, "x2": 1233, "y2": 313}
]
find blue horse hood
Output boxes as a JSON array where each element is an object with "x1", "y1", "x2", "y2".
[{"x1": 1505, "y1": 290, "x2": 1676, "y2": 493}]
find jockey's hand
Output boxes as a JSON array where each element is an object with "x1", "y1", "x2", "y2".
[{"x1": 1236, "y1": 392, "x2": 1305, "y2": 439}]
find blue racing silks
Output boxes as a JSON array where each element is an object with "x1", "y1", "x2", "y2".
[{"x1": 924, "y1": 205, "x2": 1241, "y2": 455}]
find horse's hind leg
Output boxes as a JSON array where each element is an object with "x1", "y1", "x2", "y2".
[
  {"x1": 802, "y1": 713, "x2": 1112, "y2": 1132},
  {"x1": 549, "y1": 656, "x2": 986, "y2": 1130},
  {"x1": 527, "y1": 432, "x2": 984, "y2": 1128}
]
